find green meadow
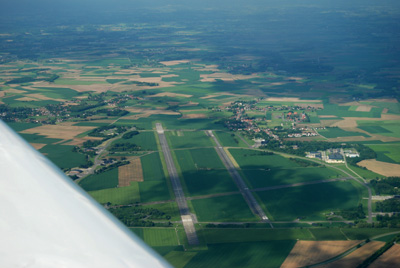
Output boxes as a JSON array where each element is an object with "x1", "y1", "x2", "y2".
[
  {"x1": 166, "y1": 131, "x2": 214, "y2": 149},
  {"x1": 79, "y1": 168, "x2": 119, "y2": 191},
  {"x1": 256, "y1": 181, "x2": 361, "y2": 221},
  {"x1": 191, "y1": 195, "x2": 258, "y2": 222}
]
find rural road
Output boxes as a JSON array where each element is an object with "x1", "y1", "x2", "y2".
[
  {"x1": 206, "y1": 130, "x2": 273, "y2": 227},
  {"x1": 341, "y1": 148, "x2": 373, "y2": 224},
  {"x1": 156, "y1": 123, "x2": 199, "y2": 245}
]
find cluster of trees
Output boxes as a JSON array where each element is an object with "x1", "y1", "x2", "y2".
[
  {"x1": 122, "y1": 131, "x2": 139, "y2": 139},
  {"x1": 82, "y1": 139, "x2": 103, "y2": 149},
  {"x1": 97, "y1": 109, "x2": 128, "y2": 117},
  {"x1": 338, "y1": 204, "x2": 366, "y2": 220},
  {"x1": 108, "y1": 206, "x2": 172, "y2": 227},
  {"x1": 88, "y1": 125, "x2": 128, "y2": 138},
  {"x1": 5, "y1": 76, "x2": 36, "y2": 84},
  {"x1": 370, "y1": 177, "x2": 400, "y2": 195},
  {"x1": 346, "y1": 144, "x2": 376, "y2": 165},
  {"x1": 5, "y1": 74, "x2": 60, "y2": 84},
  {"x1": 0, "y1": 105, "x2": 36, "y2": 122},
  {"x1": 95, "y1": 160, "x2": 130, "y2": 174},
  {"x1": 123, "y1": 81, "x2": 159, "y2": 86},
  {"x1": 375, "y1": 214, "x2": 400, "y2": 228},
  {"x1": 376, "y1": 199, "x2": 400, "y2": 212},
  {"x1": 109, "y1": 142, "x2": 140, "y2": 152}
]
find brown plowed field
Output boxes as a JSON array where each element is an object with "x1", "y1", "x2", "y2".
[
  {"x1": 369, "y1": 244, "x2": 400, "y2": 268},
  {"x1": 281, "y1": 240, "x2": 361, "y2": 268},
  {"x1": 358, "y1": 160, "x2": 400, "y2": 177},
  {"x1": 320, "y1": 241, "x2": 384, "y2": 268},
  {"x1": 21, "y1": 122, "x2": 96, "y2": 143},
  {"x1": 118, "y1": 158, "x2": 143, "y2": 187}
]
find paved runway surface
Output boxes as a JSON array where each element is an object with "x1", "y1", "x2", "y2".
[
  {"x1": 207, "y1": 130, "x2": 273, "y2": 227},
  {"x1": 156, "y1": 123, "x2": 199, "y2": 245}
]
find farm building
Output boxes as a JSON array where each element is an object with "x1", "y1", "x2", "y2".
[
  {"x1": 306, "y1": 151, "x2": 322, "y2": 159},
  {"x1": 326, "y1": 153, "x2": 344, "y2": 163}
]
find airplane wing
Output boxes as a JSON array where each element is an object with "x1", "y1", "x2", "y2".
[{"x1": 0, "y1": 120, "x2": 172, "y2": 267}]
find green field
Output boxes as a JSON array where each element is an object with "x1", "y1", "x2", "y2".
[
  {"x1": 175, "y1": 148, "x2": 226, "y2": 171},
  {"x1": 318, "y1": 127, "x2": 370, "y2": 138},
  {"x1": 182, "y1": 241, "x2": 295, "y2": 268},
  {"x1": 191, "y1": 195, "x2": 258, "y2": 222},
  {"x1": 229, "y1": 149, "x2": 297, "y2": 169},
  {"x1": 113, "y1": 131, "x2": 158, "y2": 151},
  {"x1": 19, "y1": 133, "x2": 62, "y2": 144},
  {"x1": 308, "y1": 228, "x2": 347, "y2": 240},
  {"x1": 242, "y1": 167, "x2": 342, "y2": 189},
  {"x1": 367, "y1": 144, "x2": 400, "y2": 164},
  {"x1": 143, "y1": 228, "x2": 179, "y2": 247},
  {"x1": 88, "y1": 182, "x2": 140, "y2": 205},
  {"x1": 139, "y1": 180, "x2": 171, "y2": 202},
  {"x1": 181, "y1": 170, "x2": 238, "y2": 196},
  {"x1": 358, "y1": 125, "x2": 392, "y2": 134},
  {"x1": 141, "y1": 153, "x2": 165, "y2": 181},
  {"x1": 174, "y1": 148, "x2": 237, "y2": 196},
  {"x1": 214, "y1": 131, "x2": 247, "y2": 147},
  {"x1": 317, "y1": 104, "x2": 382, "y2": 118},
  {"x1": 6, "y1": 122, "x2": 41, "y2": 131},
  {"x1": 40, "y1": 144, "x2": 86, "y2": 169},
  {"x1": 256, "y1": 181, "x2": 361, "y2": 221},
  {"x1": 201, "y1": 228, "x2": 314, "y2": 243},
  {"x1": 54, "y1": 79, "x2": 107, "y2": 85},
  {"x1": 33, "y1": 87, "x2": 80, "y2": 99},
  {"x1": 356, "y1": 120, "x2": 400, "y2": 138},
  {"x1": 341, "y1": 228, "x2": 400, "y2": 240},
  {"x1": 79, "y1": 168, "x2": 119, "y2": 191},
  {"x1": 166, "y1": 131, "x2": 214, "y2": 149},
  {"x1": 73, "y1": 122, "x2": 113, "y2": 127}
]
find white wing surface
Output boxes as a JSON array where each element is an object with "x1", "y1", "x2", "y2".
[{"x1": 0, "y1": 121, "x2": 171, "y2": 268}]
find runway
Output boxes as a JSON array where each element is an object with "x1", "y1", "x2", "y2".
[
  {"x1": 207, "y1": 130, "x2": 273, "y2": 227},
  {"x1": 156, "y1": 123, "x2": 199, "y2": 245}
]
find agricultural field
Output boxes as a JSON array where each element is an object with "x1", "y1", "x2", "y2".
[
  {"x1": 88, "y1": 182, "x2": 140, "y2": 205},
  {"x1": 112, "y1": 131, "x2": 158, "y2": 151},
  {"x1": 321, "y1": 241, "x2": 384, "y2": 268},
  {"x1": 191, "y1": 195, "x2": 258, "y2": 222},
  {"x1": 178, "y1": 241, "x2": 295, "y2": 268},
  {"x1": 241, "y1": 166, "x2": 343, "y2": 189},
  {"x1": 256, "y1": 181, "x2": 361, "y2": 221},
  {"x1": 79, "y1": 168, "x2": 119, "y2": 191},
  {"x1": 281, "y1": 240, "x2": 361, "y2": 268},
  {"x1": 40, "y1": 144, "x2": 86, "y2": 169},
  {"x1": 367, "y1": 144, "x2": 400, "y2": 164},
  {"x1": 318, "y1": 127, "x2": 370, "y2": 138},
  {"x1": 2, "y1": 2, "x2": 400, "y2": 267},
  {"x1": 369, "y1": 244, "x2": 400, "y2": 268},
  {"x1": 174, "y1": 148, "x2": 237, "y2": 196},
  {"x1": 228, "y1": 149, "x2": 297, "y2": 169},
  {"x1": 213, "y1": 131, "x2": 248, "y2": 147},
  {"x1": 166, "y1": 131, "x2": 214, "y2": 149}
]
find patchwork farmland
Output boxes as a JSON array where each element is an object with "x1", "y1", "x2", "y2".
[{"x1": 2, "y1": 2, "x2": 400, "y2": 267}]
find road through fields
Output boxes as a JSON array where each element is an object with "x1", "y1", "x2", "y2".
[
  {"x1": 156, "y1": 123, "x2": 199, "y2": 245},
  {"x1": 207, "y1": 130, "x2": 273, "y2": 227}
]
